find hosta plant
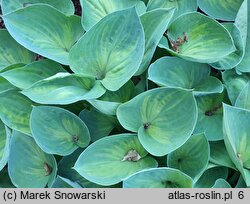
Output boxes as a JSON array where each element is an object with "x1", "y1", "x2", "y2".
[{"x1": 0, "y1": 0, "x2": 250, "y2": 188}]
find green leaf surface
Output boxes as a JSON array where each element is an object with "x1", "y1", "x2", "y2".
[
  {"x1": 165, "y1": 12, "x2": 235, "y2": 63},
  {"x1": 209, "y1": 141, "x2": 236, "y2": 170},
  {"x1": 222, "y1": 69, "x2": 250, "y2": 105},
  {"x1": 147, "y1": 0, "x2": 197, "y2": 22},
  {"x1": 80, "y1": 0, "x2": 146, "y2": 31},
  {"x1": 198, "y1": 0, "x2": 243, "y2": 21},
  {"x1": 69, "y1": 8, "x2": 144, "y2": 91},
  {"x1": 79, "y1": 109, "x2": 117, "y2": 142},
  {"x1": 135, "y1": 8, "x2": 175, "y2": 75},
  {"x1": 235, "y1": 82, "x2": 250, "y2": 110},
  {"x1": 58, "y1": 148, "x2": 105, "y2": 188},
  {"x1": 212, "y1": 179, "x2": 231, "y2": 188},
  {"x1": 0, "y1": 77, "x2": 16, "y2": 94},
  {"x1": 74, "y1": 134, "x2": 158, "y2": 186},
  {"x1": 0, "y1": 90, "x2": 33, "y2": 135},
  {"x1": 88, "y1": 80, "x2": 135, "y2": 115},
  {"x1": 223, "y1": 104, "x2": 250, "y2": 186},
  {"x1": 194, "y1": 92, "x2": 226, "y2": 141},
  {"x1": 3, "y1": 4, "x2": 84, "y2": 65},
  {"x1": 194, "y1": 165, "x2": 228, "y2": 188},
  {"x1": 210, "y1": 23, "x2": 244, "y2": 70},
  {"x1": 0, "y1": 59, "x2": 66, "y2": 89},
  {"x1": 123, "y1": 167, "x2": 193, "y2": 188},
  {"x1": 148, "y1": 57, "x2": 223, "y2": 94},
  {"x1": 117, "y1": 88, "x2": 197, "y2": 156},
  {"x1": 30, "y1": 106, "x2": 90, "y2": 156},
  {"x1": 21, "y1": 73, "x2": 106, "y2": 105},
  {"x1": 0, "y1": 122, "x2": 10, "y2": 171},
  {"x1": 235, "y1": 0, "x2": 250, "y2": 72},
  {"x1": 51, "y1": 176, "x2": 81, "y2": 188},
  {"x1": 8, "y1": 131, "x2": 57, "y2": 187},
  {"x1": 0, "y1": 29, "x2": 35, "y2": 71},
  {"x1": 167, "y1": 133, "x2": 209, "y2": 179},
  {"x1": 1, "y1": 0, "x2": 75, "y2": 15}
]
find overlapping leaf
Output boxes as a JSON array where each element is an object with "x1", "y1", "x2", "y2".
[
  {"x1": 165, "y1": 12, "x2": 235, "y2": 63},
  {"x1": 194, "y1": 92, "x2": 227, "y2": 141},
  {"x1": 0, "y1": 59, "x2": 66, "y2": 89},
  {"x1": 147, "y1": 0, "x2": 197, "y2": 22},
  {"x1": 235, "y1": 81, "x2": 250, "y2": 110},
  {"x1": 74, "y1": 134, "x2": 158, "y2": 186},
  {"x1": 69, "y1": 8, "x2": 144, "y2": 91},
  {"x1": 80, "y1": 0, "x2": 146, "y2": 31},
  {"x1": 21, "y1": 73, "x2": 106, "y2": 105},
  {"x1": 117, "y1": 88, "x2": 197, "y2": 156},
  {"x1": 8, "y1": 131, "x2": 57, "y2": 187},
  {"x1": 30, "y1": 106, "x2": 90, "y2": 156},
  {"x1": 79, "y1": 109, "x2": 117, "y2": 142},
  {"x1": 210, "y1": 23, "x2": 244, "y2": 70},
  {"x1": 0, "y1": 90, "x2": 34, "y2": 135},
  {"x1": 167, "y1": 133, "x2": 209, "y2": 179},
  {"x1": 222, "y1": 69, "x2": 250, "y2": 104},
  {"x1": 1, "y1": 0, "x2": 75, "y2": 15},
  {"x1": 223, "y1": 104, "x2": 250, "y2": 186},
  {"x1": 3, "y1": 4, "x2": 84, "y2": 65},
  {"x1": 198, "y1": 0, "x2": 243, "y2": 21},
  {"x1": 135, "y1": 8, "x2": 175, "y2": 75},
  {"x1": 235, "y1": 0, "x2": 250, "y2": 72},
  {"x1": 148, "y1": 57, "x2": 223, "y2": 94},
  {"x1": 0, "y1": 122, "x2": 10, "y2": 171},
  {"x1": 0, "y1": 29, "x2": 35, "y2": 71},
  {"x1": 123, "y1": 167, "x2": 193, "y2": 188},
  {"x1": 88, "y1": 80, "x2": 135, "y2": 115}
]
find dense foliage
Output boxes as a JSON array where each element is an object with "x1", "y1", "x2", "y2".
[{"x1": 0, "y1": 0, "x2": 249, "y2": 188}]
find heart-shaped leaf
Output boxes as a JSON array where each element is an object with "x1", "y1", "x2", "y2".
[
  {"x1": 79, "y1": 109, "x2": 117, "y2": 142},
  {"x1": 210, "y1": 23, "x2": 244, "y2": 70},
  {"x1": 123, "y1": 167, "x2": 193, "y2": 188},
  {"x1": 193, "y1": 92, "x2": 227, "y2": 141},
  {"x1": 30, "y1": 106, "x2": 90, "y2": 156},
  {"x1": 235, "y1": 0, "x2": 250, "y2": 72},
  {"x1": 147, "y1": 0, "x2": 197, "y2": 22},
  {"x1": 69, "y1": 8, "x2": 144, "y2": 91},
  {"x1": 3, "y1": 4, "x2": 84, "y2": 65},
  {"x1": 1, "y1": 0, "x2": 75, "y2": 15},
  {"x1": 0, "y1": 122, "x2": 10, "y2": 171},
  {"x1": 0, "y1": 59, "x2": 66, "y2": 89},
  {"x1": 222, "y1": 69, "x2": 250, "y2": 104},
  {"x1": 88, "y1": 80, "x2": 135, "y2": 115},
  {"x1": 198, "y1": 0, "x2": 243, "y2": 21},
  {"x1": 74, "y1": 133, "x2": 158, "y2": 186},
  {"x1": 223, "y1": 104, "x2": 250, "y2": 186},
  {"x1": 80, "y1": 0, "x2": 146, "y2": 31},
  {"x1": 165, "y1": 12, "x2": 235, "y2": 63},
  {"x1": 21, "y1": 73, "x2": 106, "y2": 105},
  {"x1": 235, "y1": 82, "x2": 250, "y2": 110},
  {"x1": 0, "y1": 29, "x2": 35, "y2": 71},
  {"x1": 117, "y1": 88, "x2": 197, "y2": 156},
  {"x1": 148, "y1": 57, "x2": 223, "y2": 95},
  {"x1": 167, "y1": 133, "x2": 209, "y2": 179},
  {"x1": 135, "y1": 8, "x2": 175, "y2": 75},
  {"x1": 8, "y1": 131, "x2": 57, "y2": 187},
  {"x1": 0, "y1": 90, "x2": 34, "y2": 135},
  {"x1": 209, "y1": 141, "x2": 236, "y2": 170}
]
